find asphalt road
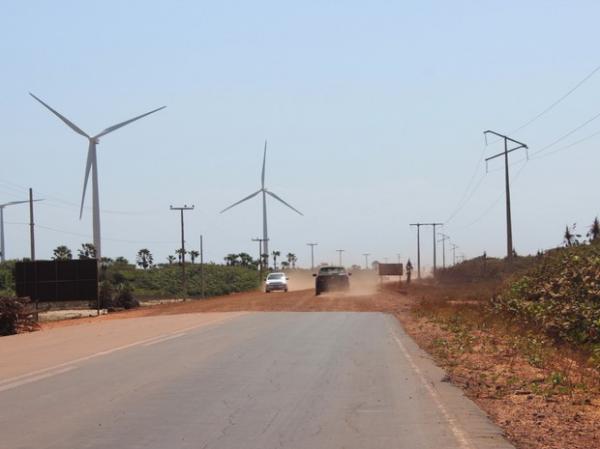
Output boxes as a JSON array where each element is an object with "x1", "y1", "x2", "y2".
[{"x1": 0, "y1": 312, "x2": 514, "y2": 449}]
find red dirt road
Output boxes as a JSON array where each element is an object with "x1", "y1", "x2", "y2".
[{"x1": 42, "y1": 287, "x2": 410, "y2": 330}]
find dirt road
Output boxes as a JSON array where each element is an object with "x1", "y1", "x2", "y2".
[{"x1": 41, "y1": 286, "x2": 410, "y2": 330}]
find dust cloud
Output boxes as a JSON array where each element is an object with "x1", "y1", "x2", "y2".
[{"x1": 284, "y1": 269, "x2": 383, "y2": 296}]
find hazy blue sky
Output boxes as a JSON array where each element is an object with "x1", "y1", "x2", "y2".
[{"x1": 2, "y1": 1, "x2": 600, "y2": 269}]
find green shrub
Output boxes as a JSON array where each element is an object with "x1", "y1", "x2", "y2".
[
  {"x1": 113, "y1": 284, "x2": 139, "y2": 309},
  {"x1": 492, "y1": 242, "x2": 600, "y2": 346},
  {"x1": 130, "y1": 263, "x2": 260, "y2": 298},
  {"x1": 0, "y1": 261, "x2": 16, "y2": 297}
]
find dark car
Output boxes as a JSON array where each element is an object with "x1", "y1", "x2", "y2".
[{"x1": 313, "y1": 266, "x2": 350, "y2": 296}]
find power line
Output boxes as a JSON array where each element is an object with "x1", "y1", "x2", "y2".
[
  {"x1": 509, "y1": 63, "x2": 600, "y2": 135},
  {"x1": 531, "y1": 127, "x2": 600, "y2": 160},
  {"x1": 453, "y1": 157, "x2": 528, "y2": 231},
  {"x1": 444, "y1": 143, "x2": 489, "y2": 224},
  {"x1": 444, "y1": 172, "x2": 487, "y2": 224},
  {"x1": 34, "y1": 223, "x2": 176, "y2": 244},
  {"x1": 529, "y1": 108, "x2": 600, "y2": 157},
  {"x1": 0, "y1": 178, "x2": 158, "y2": 216}
]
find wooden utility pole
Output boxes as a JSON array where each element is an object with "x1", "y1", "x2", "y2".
[
  {"x1": 200, "y1": 234, "x2": 205, "y2": 299},
  {"x1": 451, "y1": 243, "x2": 458, "y2": 266},
  {"x1": 438, "y1": 233, "x2": 450, "y2": 269},
  {"x1": 252, "y1": 237, "x2": 266, "y2": 280},
  {"x1": 170, "y1": 205, "x2": 194, "y2": 300},
  {"x1": 29, "y1": 188, "x2": 35, "y2": 260},
  {"x1": 362, "y1": 253, "x2": 371, "y2": 270},
  {"x1": 484, "y1": 130, "x2": 528, "y2": 261},
  {"x1": 410, "y1": 222, "x2": 443, "y2": 277},
  {"x1": 307, "y1": 242, "x2": 318, "y2": 270},
  {"x1": 409, "y1": 223, "x2": 422, "y2": 279},
  {"x1": 336, "y1": 249, "x2": 345, "y2": 267}
]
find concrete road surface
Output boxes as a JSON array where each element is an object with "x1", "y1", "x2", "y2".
[{"x1": 0, "y1": 312, "x2": 514, "y2": 449}]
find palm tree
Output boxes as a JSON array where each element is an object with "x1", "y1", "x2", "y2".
[
  {"x1": 564, "y1": 224, "x2": 581, "y2": 247},
  {"x1": 175, "y1": 248, "x2": 186, "y2": 264},
  {"x1": 52, "y1": 245, "x2": 72, "y2": 260},
  {"x1": 167, "y1": 255, "x2": 176, "y2": 264},
  {"x1": 224, "y1": 253, "x2": 239, "y2": 266},
  {"x1": 78, "y1": 243, "x2": 96, "y2": 259},
  {"x1": 189, "y1": 250, "x2": 200, "y2": 264},
  {"x1": 136, "y1": 248, "x2": 153, "y2": 270},
  {"x1": 272, "y1": 250, "x2": 281, "y2": 270},
  {"x1": 286, "y1": 252, "x2": 297, "y2": 269},
  {"x1": 588, "y1": 217, "x2": 600, "y2": 242},
  {"x1": 238, "y1": 252, "x2": 254, "y2": 267}
]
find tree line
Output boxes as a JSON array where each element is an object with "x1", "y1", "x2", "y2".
[{"x1": 50, "y1": 244, "x2": 298, "y2": 271}]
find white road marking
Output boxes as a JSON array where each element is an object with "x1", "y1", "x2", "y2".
[
  {"x1": 0, "y1": 313, "x2": 247, "y2": 391},
  {"x1": 0, "y1": 366, "x2": 77, "y2": 392},
  {"x1": 388, "y1": 323, "x2": 474, "y2": 449},
  {"x1": 142, "y1": 332, "x2": 186, "y2": 346}
]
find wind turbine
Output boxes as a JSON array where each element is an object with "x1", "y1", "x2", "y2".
[
  {"x1": 0, "y1": 200, "x2": 40, "y2": 262},
  {"x1": 30, "y1": 93, "x2": 165, "y2": 259},
  {"x1": 221, "y1": 141, "x2": 302, "y2": 259}
]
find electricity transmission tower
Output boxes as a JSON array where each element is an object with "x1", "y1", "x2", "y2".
[
  {"x1": 410, "y1": 222, "x2": 443, "y2": 278},
  {"x1": 336, "y1": 249, "x2": 345, "y2": 267},
  {"x1": 484, "y1": 130, "x2": 528, "y2": 261},
  {"x1": 451, "y1": 243, "x2": 459, "y2": 266},
  {"x1": 307, "y1": 242, "x2": 318, "y2": 269},
  {"x1": 170, "y1": 205, "x2": 194, "y2": 300},
  {"x1": 437, "y1": 233, "x2": 450, "y2": 269},
  {"x1": 362, "y1": 253, "x2": 371, "y2": 270}
]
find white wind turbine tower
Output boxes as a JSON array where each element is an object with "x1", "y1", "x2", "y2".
[
  {"x1": 221, "y1": 141, "x2": 302, "y2": 259},
  {"x1": 0, "y1": 200, "x2": 38, "y2": 262},
  {"x1": 30, "y1": 93, "x2": 165, "y2": 260}
]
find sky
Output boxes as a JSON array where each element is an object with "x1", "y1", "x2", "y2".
[{"x1": 1, "y1": 1, "x2": 600, "y2": 269}]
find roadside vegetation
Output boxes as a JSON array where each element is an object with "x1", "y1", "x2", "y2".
[
  {"x1": 401, "y1": 219, "x2": 600, "y2": 449},
  {"x1": 0, "y1": 296, "x2": 38, "y2": 336}
]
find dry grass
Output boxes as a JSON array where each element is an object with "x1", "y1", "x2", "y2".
[{"x1": 397, "y1": 281, "x2": 600, "y2": 449}]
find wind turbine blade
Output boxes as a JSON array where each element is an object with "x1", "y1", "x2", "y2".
[
  {"x1": 79, "y1": 142, "x2": 94, "y2": 219},
  {"x1": 94, "y1": 106, "x2": 166, "y2": 138},
  {"x1": 0, "y1": 200, "x2": 30, "y2": 207},
  {"x1": 266, "y1": 191, "x2": 303, "y2": 216},
  {"x1": 29, "y1": 93, "x2": 89, "y2": 138},
  {"x1": 220, "y1": 189, "x2": 261, "y2": 214},
  {"x1": 261, "y1": 140, "x2": 267, "y2": 188}
]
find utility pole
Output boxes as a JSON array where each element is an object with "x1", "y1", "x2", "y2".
[
  {"x1": 307, "y1": 242, "x2": 318, "y2": 270},
  {"x1": 336, "y1": 249, "x2": 345, "y2": 267},
  {"x1": 409, "y1": 223, "x2": 422, "y2": 279},
  {"x1": 437, "y1": 233, "x2": 450, "y2": 269},
  {"x1": 484, "y1": 130, "x2": 528, "y2": 261},
  {"x1": 0, "y1": 198, "x2": 42, "y2": 263},
  {"x1": 170, "y1": 205, "x2": 194, "y2": 300},
  {"x1": 362, "y1": 253, "x2": 371, "y2": 270},
  {"x1": 451, "y1": 243, "x2": 458, "y2": 266},
  {"x1": 430, "y1": 223, "x2": 443, "y2": 276},
  {"x1": 252, "y1": 237, "x2": 266, "y2": 279},
  {"x1": 410, "y1": 222, "x2": 443, "y2": 277},
  {"x1": 397, "y1": 253, "x2": 402, "y2": 263},
  {"x1": 200, "y1": 235, "x2": 205, "y2": 299},
  {"x1": 29, "y1": 188, "x2": 35, "y2": 260}
]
